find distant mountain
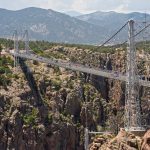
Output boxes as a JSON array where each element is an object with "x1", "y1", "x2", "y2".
[
  {"x1": 77, "y1": 11, "x2": 150, "y2": 38},
  {"x1": 0, "y1": 7, "x2": 108, "y2": 44},
  {"x1": 0, "y1": 7, "x2": 150, "y2": 44},
  {"x1": 64, "y1": 11, "x2": 83, "y2": 17}
]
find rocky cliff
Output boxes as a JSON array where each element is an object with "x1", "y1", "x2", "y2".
[
  {"x1": 89, "y1": 128, "x2": 150, "y2": 150},
  {"x1": 0, "y1": 45, "x2": 149, "y2": 150}
]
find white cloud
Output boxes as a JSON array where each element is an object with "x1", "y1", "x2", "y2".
[{"x1": 0, "y1": 0, "x2": 150, "y2": 13}]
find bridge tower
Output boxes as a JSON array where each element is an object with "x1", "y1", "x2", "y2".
[
  {"x1": 24, "y1": 30, "x2": 29, "y2": 54},
  {"x1": 125, "y1": 20, "x2": 144, "y2": 131},
  {"x1": 14, "y1": 30, "x2": 19, "y2": 68}
]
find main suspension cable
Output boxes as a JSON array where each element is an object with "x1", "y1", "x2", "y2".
[
  {"x1": 94, "y1": 21, "x2": 129, "y2": 51},
  {"x1": 121, "y1": 21, "x2": 150, "y2": 45}
]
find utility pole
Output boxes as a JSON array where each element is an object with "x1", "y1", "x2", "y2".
[{"x1": 125, "y1": 20, "x2": 144, "y2": 131}]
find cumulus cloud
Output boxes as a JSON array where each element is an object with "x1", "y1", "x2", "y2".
[{"x1": 0, "y1": 0, "x2": 150, "y2": 13}]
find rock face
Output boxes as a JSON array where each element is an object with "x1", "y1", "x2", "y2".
[
  {"x1": 0, "y1": 92, "x2": 82, "y2": 150},
  {"x1": 90, "y1": 129, "x2": 150, "y2": 150},
  {"x1": 141, "y1": 130, "x2": 150, "y2": 150},
  {"x1": 90, "y1": 128, "x2": 143, "y2": 150},
  {"x1": 0, "y1": 46, "x2": 149, "y2": 150},
  {"x1": 0, "y1": 59, "x2": 105, "y2": 149},
  {"x1": 65, "y1": 92, "x2": 81, "y2": 120}
]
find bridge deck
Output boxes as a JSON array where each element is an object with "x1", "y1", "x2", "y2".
[{"x1": 11, "y1": 51, "x2": 150, "y2": 87}]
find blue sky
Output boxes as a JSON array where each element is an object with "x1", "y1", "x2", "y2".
[{"x1": 0, "y1": 0, "x2": 150, "y2": 13}]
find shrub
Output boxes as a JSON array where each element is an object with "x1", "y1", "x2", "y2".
[
  {"x1": 51, "y1": 79, "x2": 62, "y2": 90},
  {"x1": 23, "y1": 108, "x2": 38, "y2": 126}
]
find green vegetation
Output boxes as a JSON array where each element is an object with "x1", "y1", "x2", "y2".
[
  {"x1": 0, "y1": 75, "x2": 11, "y2": 87},
  {"x1": 136, "y1": 41, "x2": 150, "y2": 52},
  {"x1": 0, "y1": 38, "x2": 150, "y2": 56},
  {"x1": 44, "y1": 112, "x2": 53, "y2": 125},
  {"x1": 66, "y1": 79, "x2": 74, "y2": 89},
  {"x1": 84, "y1": 83, "x2": 100, "y2": 101},
  {"x1": 0, "y1": 38, "x2": 13, "y2": 49},
  {"x1": 0, "y1": 44, "x2": 2, "y2": 52},
  {"x1": 0, "y1": 56, "x2": 14, "y2": 87},
  {"x1": 41, "y1": 51, "x2": 66, "y2": 60},
  {"x1": 59, "y1": 113, "x2": 72, "y2": 124},
  {"x1": 0, "y1": 56, "x2": 13, "y2": 67},
  {"x1": 51, "y1": 78, "x2": 62, "y2": 91},
  {"x1": 23, "y1": 108, "x2": 38, "y2": 126}
]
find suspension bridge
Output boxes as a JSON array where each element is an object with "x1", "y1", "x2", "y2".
[
  {"x1": 10, "y1": 48, "x2": 150, "y2": 87},
  {"x1": 6, "y1": 19, "x2": 150, "y2": 149}
]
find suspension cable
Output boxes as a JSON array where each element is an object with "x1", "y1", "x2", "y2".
[
  {"x1": 95, "y1": 21, "x2": 150, "y2": 50},
  {"x1": 121, "y1": 21, "x2": 150, "y2": 45},
  {"x1": 94, "y1": 21, "x2": 129, "y2": 50}
]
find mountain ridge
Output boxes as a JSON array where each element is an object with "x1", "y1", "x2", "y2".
[
  {"x1": 0, "y1": 7, "x2": 108, "y2": 44},
  {"x1": 64, "y1": 10, "x2": 83, "y2": 16},
  {"x1": 0, "y1": 7, "x2": 150, "y2": 44}
]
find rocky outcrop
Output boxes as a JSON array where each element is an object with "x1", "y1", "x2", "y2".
[
  {"x1": 90, "y1": 75, "x2": 109, "y2": 100},
  {"x1": 90, "y1": 128, "x2": 143, "y2": 150},
  {"x1": 65, "y1": 92, "x2": 81, "y2": 121},
  {"x1": 0, "y1": 46, "x2": 149, "y2": 150},
  {"x1": 89, "y1": 134, "x2": 114, "y2": 150},
  {"x1": 0, "y1": 92, "x2": 82, "y2": 150},
  {"x1": 141, "y1": 130, "x2": 150, "y2": 150}
]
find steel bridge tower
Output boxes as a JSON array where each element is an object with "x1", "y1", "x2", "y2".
[
  {"x1": 125, "y1": 20, "x2": 144, "y2": 131},
  {"x1": 14, "y1": 30, "x2": 19, "y2": 68},
  {"x1": 24, "y1": 30, "x2": 29, "y2": 54},
  {"x1": 13, "y1": 30, "x2": 29, "y2": 68}
]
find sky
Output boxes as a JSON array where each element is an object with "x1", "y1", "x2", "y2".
[{"x1": 0, "y1": 0, "x2": 150, "y2": 13}]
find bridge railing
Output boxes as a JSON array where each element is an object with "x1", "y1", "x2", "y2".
[{"x1": 9, "y1": 50, "x2": 150, "y2": 87}]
